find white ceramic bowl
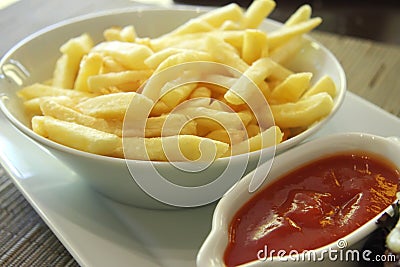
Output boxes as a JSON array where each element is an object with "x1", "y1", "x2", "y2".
[
  {"x1": 197, "y1": 132, "x2": 400, "y2": 267},
  {"x1": 0, "y1": 7, "x2": 346, "y2": 209}
]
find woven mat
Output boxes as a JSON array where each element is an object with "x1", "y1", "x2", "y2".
[
  {"x1": 311, "y1": 31, "x2": 400, "y2": 117},
  {"x1": 0, "y1": 168, "x2": 79, "y2": 266}
]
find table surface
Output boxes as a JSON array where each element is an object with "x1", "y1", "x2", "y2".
[{"x1": 0, "y1": 0, "x2": 399, "y2": 266}]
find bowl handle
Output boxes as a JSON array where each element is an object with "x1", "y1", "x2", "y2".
[
  {"x1": 0, "y1": 59, "x2": 30, "y2": 112},
  {"x1": 0, "y1": 59, "x2": 30, "y2": 87}
]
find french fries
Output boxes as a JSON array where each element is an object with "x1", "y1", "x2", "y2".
[
  {"x1": 52, "y1": 33, "x2": 94, "y2": 89},
  {"x1": 123, "y1": 135, "x2": 229, "y2": 161},
  {"x1": 242, "y1": 0, "x2": 276, "y2": 28},
  {"x1": 270, "y1": 72, "x2": 313, "y2": 103},
  {"x1": 270, "y1": 92, "x2": 334, "y2": 128},
  {"x1": 32, "y1": 115, "x2": 122, "y2": 157},
  {"x1": 17, "y1": 0, "x2": 337, "y2": 162}
]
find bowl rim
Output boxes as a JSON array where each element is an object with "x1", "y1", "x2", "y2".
[
  {"x1": 0, "y1": 6, "x2": 346, "y2": 165},
  {"x1": 197, "y1": 132, "x2": 400, "y2": 266}
]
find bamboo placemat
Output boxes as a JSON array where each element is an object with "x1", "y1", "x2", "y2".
[
  {"x1": 0, "y1": 31, "x2": 399, "y2": 267},
  {"x1": 312, "y1": 31, "x2": 400, "y2": 117},
  {"x1": 0, "y1": 167, "x2": 80, "y2": 267}
]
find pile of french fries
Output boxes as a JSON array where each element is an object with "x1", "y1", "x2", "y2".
[{"x1": 17, "y1": 0, "x2": 337, "y2": 161}]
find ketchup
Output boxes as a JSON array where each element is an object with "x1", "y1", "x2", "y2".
[{"x1": 224, "y1": 152, "x2": 400, "y2": 267}]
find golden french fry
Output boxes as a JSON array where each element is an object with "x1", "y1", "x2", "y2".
[
  {"x1": 206, "y1": 128, "x2": 245, "y2": 144},
  {"x1": 101, "y1": 56, "x2": 127, "y2": 73},
  {"x1": 242, "y1": 0, "x2": 276, "y2": 28},
  {"x1": 245, "y1": 57, "x2": 277, "y2": 84},
  {"x1": 115, "y1": 83, "x2": 145, "y2": 94},
  {"x1": 87, "y1": 70, "x2": 152, "y2": 93},
  {"x1": 219, "y1": 20, "x2": 242, "y2": 31},
  {"x1": 31, "y1": 115, "x2": 46, "y2": 136},
  {"x1": 237, "y1": 109, "x2": 254, "y2": 126},
  {"x1": 242, "y1": 29, "x2": 269, "y2": 64},
  {"x1": 195, "y1": 3, "x2": 243, "y2": 28},
  {"x1": 268, "y1": 60, "x2": 294, "y2": 81},
  {"x1": 144, "y1": 48, "x2": 189, "y2": 69},
  {"x1": 145, "y1": 114, "x2": 197, "y2": 137},
  {"x1": 229, "y1": 125, "x2": 283, "y2": 156},
  {"x1": 60, "y1": 33, "x2": 94, "y2": 55},
  {"x1": 152, "y1": 31, "x2": 243, "y2": 52},
  {"x1": 204, "y1": 74, "x2": 237, "y2": 89},
  {"x1": 160, "y1": 83, "x2": 197, "y2": 109},
  {"x1": 177, "y1": 106, "x2": 249, "y2": 132},
  {"x1": 154, "y1": 50, "x2": 213, "y2": 73},
  {"x1": 258, "y1": 80, "x2": 272, "y2": 100},
  {"x1": 120, "y1": 25, "x2": 137, "y2": 42},
  {"x1": 169, "y1": 134, "x2": 229, "y2": 161},
  {"x1": 177, "y1": 97, "x2": 212, "y2": 109},
  {"x1": 103, "y1": 25, "x2": 136, "y2": 42},
  {"x1": 246, "y1": 123, "x2": 261, "y2": 138},
  {"x1": 32, "y1": 116, "x2": 122, "y2": 157},
  {"x1": 92, "y1": 41, "x2": 153, "y2": 70},
  {"x1": 150, "y1": 101, "x2": 170, "y2": 117},
  {"x1": 302, "y1": 75, "x2": 337, "y2": 98},
  {"x1": 123, "y1": 135, "x2": 229, "y2": 161},
  {"x1": 164, "y1": 19, "x2": 214, "y2": 37},
  {"x1": 52, "y1": 54, "x2": 80, "y2": 89},
  {"x1": 206, "y1": 35, "x2": 248, "y2": 72},
  {"x1": 40, "y1": 100, "x2": 122, "y2": 136},
  {"x1": 17, "y1": 83, "x2": 94, "y2": 100},
  {"x1": 189, "y1": 86, "x2": 212, "y2": 99},
  {"x1": 74, "y1": 53, "x2": 103, "y2": 92},
  {"x1": 268, "y1": 17, "x2": 322, "y2": 50},
  {"x1": 23, "y1": 96, "x2": 75, "y2": 117},
  {"x1": 198, "y1": 83, "x2": 228, "y2": 98},
  {"x1": 150, "y1": 33, "x2": 202, "y2": 52},
  {"x1": 284, "y1": 4, "x2": 312, "y2": 26},
  {"x1": 103, "y1": 26, "x2": 123, "y2": 41},
  {"x1": 224, "y1": 57, "x2": 294, "y2": 105},
  {"x1": 224, "y1": 57, "x2": 274, "y2": 105},
  {"x1": 267, "y1": 79, "x2": 281, "y2": 91},
  {"x1": 53, "y1": 33, "x2": 94, "y2": 89},
  {"x1": 166, "y1": 37, "x2": 211, "y2": 52},
  {"x1": 270, "y1": 92, "x2": 333, "y2": 128},
  {"x1": 270, "y1": 72, "x2": 313, "y2": 103},
  {"x1": 194, "y1": 118, "x2": 221, "y2": 136},
  {"x1": 76, "y1": 92, "x2": 153, "y2": 120},
  {"x1": 219, "y1": 30, "x2": 244, "y2": 51},
  {"x1": 135, "y1": 37, "x2": 152, "y2": 47},
  {"x1": 206, "y1": 129, "x2": 230, "y2": 143},
  {"x1": 269, "y1": 36, "x2": 306, "y2": 64}
]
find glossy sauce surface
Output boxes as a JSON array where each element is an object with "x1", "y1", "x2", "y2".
[{"x1": 224, "y1": 152, "x2": 400, "y2": 267}]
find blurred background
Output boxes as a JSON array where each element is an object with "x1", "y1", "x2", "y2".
[
  {"x1": 174, "y1": 0, "x2": 400, "y2": 45},
  {"x1": 1, "y1": 0, "x2": 399, "y2": 47}
]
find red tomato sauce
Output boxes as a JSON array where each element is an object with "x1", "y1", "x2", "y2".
[{"x1": 224, "y1": 152, "x2": 400, "y2": 267}]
